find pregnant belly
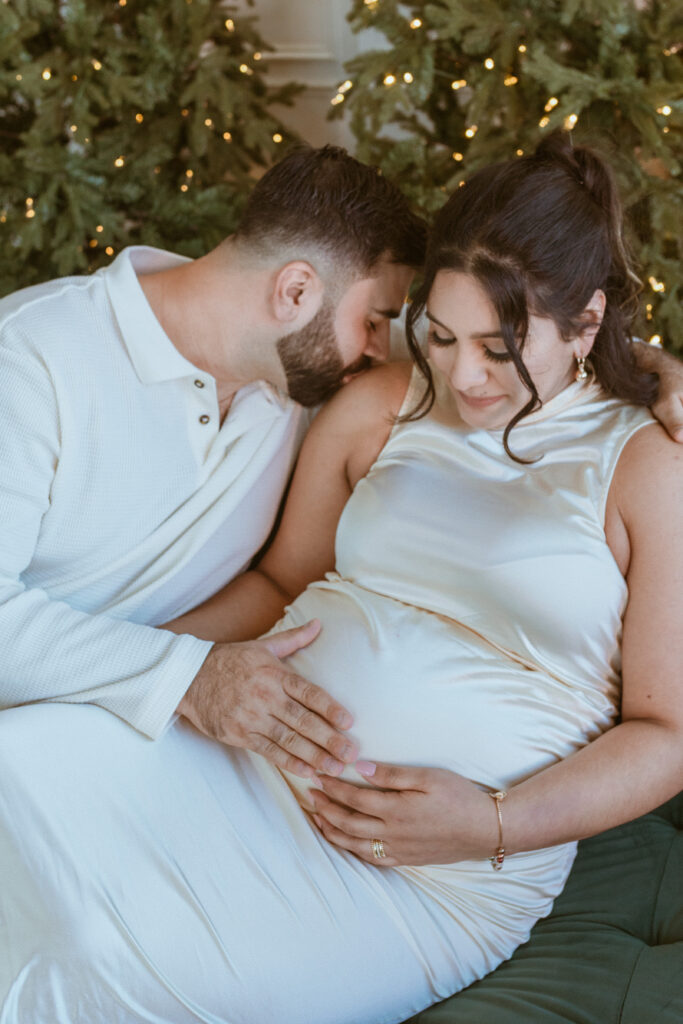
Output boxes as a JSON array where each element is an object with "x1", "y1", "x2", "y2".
[{"x1": 271, "y1": 576, "x2": 614, "y2": 810}]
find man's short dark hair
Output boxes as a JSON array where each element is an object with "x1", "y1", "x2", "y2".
[{"x1": 234, "y1": 145, "x2": 426, "y2": 280}]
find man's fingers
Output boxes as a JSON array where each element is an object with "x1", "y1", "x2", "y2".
[
  {"x1": 652, "y1": 395, "x2": 683, "y2": 444},
  {"x1": 283, "y1": 671, "x2": 354, "y2": 732},
  {"x1": 260, "y1": 619, "x2": 321, "y2": 660},
  {"x1": 266, "y1": 717, "x2": 349, "y2": 776}
]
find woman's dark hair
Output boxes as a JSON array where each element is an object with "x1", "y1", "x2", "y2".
[{"x1": 405, "y1": 130, "x2": 658, "y2": 460}]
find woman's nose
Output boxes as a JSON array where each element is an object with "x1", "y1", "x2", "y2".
[{"x1": 448, "y1": 344, "x2": 489, "y2": 390}]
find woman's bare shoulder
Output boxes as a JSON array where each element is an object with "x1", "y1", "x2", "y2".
[{"x1": 311, "y1": 360, "x2": 414, "y2": 436}]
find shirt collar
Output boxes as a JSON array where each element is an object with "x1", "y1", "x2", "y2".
[{"x1": 104, "y1": 246, "x2": 203, "y2": 384}]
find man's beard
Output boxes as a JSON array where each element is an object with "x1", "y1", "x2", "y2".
[{"x1": 276, "y1": 299, "x2": 370, "y2": 407}]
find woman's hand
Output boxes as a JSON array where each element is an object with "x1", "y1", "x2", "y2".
[{"x1": 310, "y1": 762, "x2": 498, "y2": 867}]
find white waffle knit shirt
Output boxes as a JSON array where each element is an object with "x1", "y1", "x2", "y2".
[{"x1": 0, "y1": 247, "x2": 310, "y2": 738}]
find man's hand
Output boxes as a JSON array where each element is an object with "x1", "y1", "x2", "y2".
[
  {"x1": 634, "y1": 342, "x2": 683, "y2": 442},
  {"x1": 178, "y1": 620, "x2": 358, "y2": 778},
  {"x1": 309, "y1": 762, "x2": 497, "y2": 866}
]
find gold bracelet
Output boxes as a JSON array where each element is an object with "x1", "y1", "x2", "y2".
[{"x1": 488, "y1": 790, "x2": 507, "y2": 871}]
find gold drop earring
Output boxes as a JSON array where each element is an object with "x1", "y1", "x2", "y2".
[{"x1": 575, "y1": 355, "x2": 588, "y2": 381}]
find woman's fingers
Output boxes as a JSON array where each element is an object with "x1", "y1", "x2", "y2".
[{"x1": 312, "y1": 812, "x2": 398, "y2": 867}]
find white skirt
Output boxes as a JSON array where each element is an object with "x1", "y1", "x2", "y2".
[{"x1": 0, "y1": 704, "x2": 546, "y2": 1024}]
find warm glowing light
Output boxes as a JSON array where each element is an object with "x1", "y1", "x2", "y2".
[
  {"x1": 451, "y1": 79, "x2": 467, "y2": 90},
  {"x1": 649, "y1": 334, "x2": 662, "y2": 346},
  {"x1": 239, "y1": 64, "x2": 252, "y2": 75},
  {"x1": 92, "y1": 59, "x2": 102, "y2": 70},
  {"x1": 516, "y1": 148, "x2": 524, "y2": 156},
  {"x1": 458, "y1": 180, "x2": 466, "y2": 188},
  {"x1": 225, "y1": 18, "x2": 234, "y2": 31},
  {"x1": 180, "y1": 184, "x2": 189, "y2": 192},
  {"x1": 181, "y1": 108, "x2": 189, "y2": 116},
  {"x1": 0, "y1": 214, "x2": 6, "y2": 223},
  {"x1": 185, "y1": 169, "x2": 194, "y2": 178},
  {"x1": 42, "y1": 69, "x2": 51, "y2": 80},
  {"x1": 504, "y1": 75, "x2": 518, "y2": 86},
  {"x1": 253, "y1": 52, "x2": 262, "y2": 61},
  {"x1": 89, "y1": 239, "x2": 98, "y2": 248},
  {"x1": 204, "y1": 118, "x2": 213, "y2": 127},
  {"x1": 518, "y1": 44, "x2": 527, "y2": 53},
  {"x1": 26, "y1": 198, "x2": 33, "y2": 206},
  {"x1": 410, "y1": 18, "x2": 422, "y2": 28},
  {"x1": 96, "y1": 224, "x2": 103, "y2": 233},
  {"x1": 26, "y1": 209, "x2": 36, "y2": 219},
  {"x1": 114, "y1": 156, "x2": 125, "y2": 167},
  {"x1": 135, "y1": 113, "x2": 144, "y2": 123},
  {"x1": 105, "y1": 247, "x2": 114, "y2": 255},
  {"x1": 564, "y1": 113, "x2": 578, "y2": 129},
  {"x1": 223, "y1": 132, "x2": 232, "y2": 140},
  {"x1": 70, "y1": 124, "x2": 77, "y2": 132},
  {"x1": 465, "y1": 125, "x2": 478, "y2": 138},
  {"x1": 403, "y1": 72, "x2": 414, "y2": 83},
  {"x1": 657, "y1": 105, "x2": 672, "y2": 116},
  {"x1": 339, "y1": 80, "x2": 353, "y2": 94},
  {"x1": 330, "y1": 94, "x2": 344, "y2": 106},
  {"x1": 648, "y1": 276, "x2": 666, "y2": 293},
  {"x1": 154, "y1": 166, "x2": 161, "y2": 173},
  {"x1": 15, "y1": 74, "x2": 22, "y2": 81},
  {"x1": 484, "y1": 58, "x2": 495, "y2": 70},
  {"x1": 663, "y1": 126, "x2": 670, "y2": 134},
  {"x1": 383, "y1": 74, "x2": 396, "y2": 86},
  {"x1": 71, "y1": 74, "x2": 78, "y2": 81},
  {"x1": 545, "y1": 97, "x2": 559, "y2": 111},
  {"x1": 452, "y1": 152, "x2": 464, "y2": 161},
  {"x1": 272, "y1": 133, "x2": 283, "y2": 143},
  {"x1": 119, "y1": 0, "x2": 127, "y2": 6},
  {"x1": 539, "y1": 116, "x2": 550, "y2": 127}
]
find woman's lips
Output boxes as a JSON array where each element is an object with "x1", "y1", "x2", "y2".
[{"x1": 457, "y1": 392, "x2": 505, "y2": 408}]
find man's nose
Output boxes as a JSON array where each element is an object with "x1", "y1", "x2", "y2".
[{"x1": 365, "y1": 320, "x2": 391, "y2": 361}]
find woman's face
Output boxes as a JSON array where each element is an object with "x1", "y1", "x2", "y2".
[{"x1": 426, "y1": 271, "x2": 581, "y2": 430}]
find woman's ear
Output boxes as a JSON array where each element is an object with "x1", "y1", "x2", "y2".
[
  {"x1": 575, "y1": 288, "x2": 606, "y2": 359},
  {"x1": 271, "y1": 261, "x2": 323, "y2": 324}
]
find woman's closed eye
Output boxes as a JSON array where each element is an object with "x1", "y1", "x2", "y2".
[
  {"x1": 429, "y1": 330, "x2": 513, "y2": 364},
  {"x1": 483, "y1": 346, "x2": 513, "y2": 363}
]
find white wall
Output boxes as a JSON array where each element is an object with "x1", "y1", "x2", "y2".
[{"x1": 246, "y1": 0, "x2": 381, "y2": 149}]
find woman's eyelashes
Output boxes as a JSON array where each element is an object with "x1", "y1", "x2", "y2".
[{"x1": 428, "y1": 330, "x2": 513, "y2": 363}]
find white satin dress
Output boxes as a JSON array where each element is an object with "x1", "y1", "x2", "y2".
[{"x1": 0, "y1": 367, "x2": 653, "y2": 1024}]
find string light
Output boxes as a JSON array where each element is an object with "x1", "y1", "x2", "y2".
[
  {"x1": 452, "y1": 152, "x2": 463, "y2": 161},
  {"x1": 646, "y1": 303, "x2": 653, "y2": 320},
  {"x1": 504, "y1": 75, "x2": 518, "y2": 86},
  {"x1": 0, "y1": 213, "x2": 6, "y2": 223},
  {"x1": 539, "y1": 116, "x2": 550, "y2": 127},
  {"x1": 272, "y1": 132, "x2": 283, "y2": 143},
  {"x1": 185, "y1": 169, "x2": 194, "y2": 178},
  {"x1": 330, "y1": 94, "x2": 344, "y2": 105},
  {"x1": 154, "y1": 166, "x2": 161, "y2": 173},
  {"x1": 544, "y1": 97, "x2": 559, "y2": 111},
  {"x1": 204, "y1": 117, "x2": 213, "y2": 127},
  {"x1": 181, "y1": 108, "x2": 189, "y2": 116},
  {"x1": 15, "y1": 74, "x2": 22, "y2": 81},
  {"x1": 42, "y1": 68, "x2": 51, "y2": 80},
  {"x1": 403, "y1": 72, "x2": 414, "y2": 83},
  {"x1": 484, "y1": 58, "x2": 495, "y2": 70},
  {"x1": 225, "y1": 18, "x2": 234, "y2": 31},
  {"x1": 657, "y1": 105, "x2": 672, "y2": 116},
  {"x1": 92, "y1": 59, "x2": 102, "y2": 70},
  {"x1": 96, "y1": 224, "x2": 103, "y2": 233},
  {"x1": 223, "y1": 131, "x2": 232, "y2": 140},
  {"x1": 106, "y1": 247, "x2": 114, "y2": 255},
  {"x1": 383, "y1": 74, "x2": 396, "y2": 86},
  {"x1": 458, "y1": 180, "x2": 466, "y2": 188},
  {"x1": 516, "y1": 148, "x2": 524, "y2": 156},
  {"x1": 410, "y1": 18, "x2": 422, "y2": 28},
  {"x1": 239, "y1": 64, "x2": 253, "y2": 75},
  {"x1": 339, "y1": 80, "x2": 353, "y2": 93},
  {"x1": 451, "y1": 79, "x2": 467, "y2": 90},
  {"x1": 648, "y1": 276, "x2": 666, "y2": 293},
  {"x1": 26, "y1": 198, "x2": 34, "y2": 207},
  {"x1": 119, "y1": 0, "x2": 127, "y2": 6},
  {"x1": 114, "y1": 156, "x2": 125, "y2": 167},
  {"x1": 89, "y1": 239, "x2": 98, "y2": 248},
  {"x1": 135, "y1": 113, "x2": 144, "y2": 123},
  {"x1": 649, "y1": 334, "x2": 662, "y2": 346},
  {"x1": 71, "y1": 74, "x2": 78, "y2": 81},
  {"x1": 253, "y1": 52, "x2": 262, "y2": 61},
  {"x1": 26, "y1": 209, "x2": 35, "y2": 219},
  {"x1": 465, "y1": 125, "x2": 478, "y2": 137},
  {"x1": 180, "y1": 184, "x2": 189, "y2": 192},
  {"x1": 518, "y1": 44, "x2": 527, "y2": 52},
  {"x1": 564, "y1": 113, "x2": 578, "y2": 129},
  {"x1": 663, "y1": 126, "x2": 670, "y2": 134},
  {"x1": 69, "y1": 124, "x2": 77, "y2": 132}
]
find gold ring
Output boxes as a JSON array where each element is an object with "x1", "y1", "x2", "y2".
[{"x1": 371, "y1": 838, "x2": 387, "y2": 860}]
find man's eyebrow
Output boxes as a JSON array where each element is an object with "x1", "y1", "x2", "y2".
[
  {"x1": 373, "y1": 307, "x2": 402, "y2": 319},
  {"x1": 426, "y1": 311, "x2": 503, "y2": 339}
]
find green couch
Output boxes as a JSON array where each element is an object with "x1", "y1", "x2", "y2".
[{"x1": 408, "y1": 792, "x2": 683, "y2": 1024}]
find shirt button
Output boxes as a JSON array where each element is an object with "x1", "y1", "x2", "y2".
[
  {"x1": 194, "y1": 379, "x2": 205, "y2": 389},
  {"x1": 199, "y1": 414, "x2": 210, "y2": 424}
]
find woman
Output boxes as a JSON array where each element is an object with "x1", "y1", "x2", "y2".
[{"x1": 3, "y1": 132, "x2": 682, "y2": 1024}]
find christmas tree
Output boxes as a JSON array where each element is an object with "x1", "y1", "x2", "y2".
[
  {"x1": 0, "y1": 0, "x2": 301, "y2": 294},
  {"x1": 331, "y1": 0, "x2": 682, "y2": 354}
]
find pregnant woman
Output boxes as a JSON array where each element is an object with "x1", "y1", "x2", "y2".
[{"x1": 1, "y1": 132, "x2": 681, "y2": 1024}]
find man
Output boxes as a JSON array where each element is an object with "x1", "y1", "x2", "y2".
[{"x1": 0, "y1": 145, "x2": 421, "y2": 780}]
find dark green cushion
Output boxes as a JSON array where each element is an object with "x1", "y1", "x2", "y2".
[{"x1": 406, "y1": 793, "x2": 683, "y2": 1024}]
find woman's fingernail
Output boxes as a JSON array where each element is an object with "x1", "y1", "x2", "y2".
[
  {"x1": 356, "y1": 760, "x2": 377, "y2": 777},
  {"x1": 309, "y1": 775, "x2": 324, "y2": 790}
]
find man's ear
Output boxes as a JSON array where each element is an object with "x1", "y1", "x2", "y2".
[
  {"x1": 271, "y1": 261, "x2": 323, "y2": 324},
  {"x1": 574, "y1": 288, "x2": 606, "y2": 359}
]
